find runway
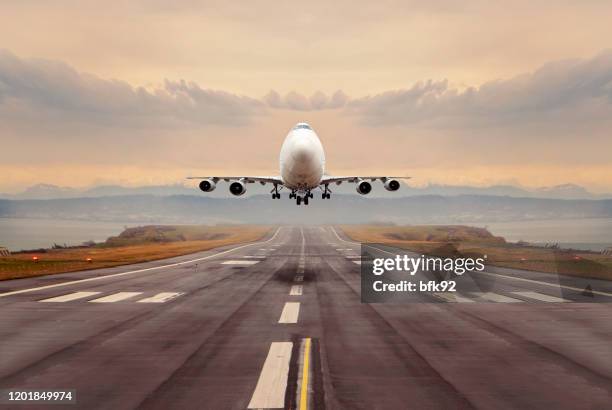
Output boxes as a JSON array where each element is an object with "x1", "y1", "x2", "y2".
[{"x1": 0, "y1": 226, "x2": 611, "y2": 409}]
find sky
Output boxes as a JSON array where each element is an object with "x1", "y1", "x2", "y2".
[{"x1": 1, "y1": 0, "x2": 611, "y2": 193}]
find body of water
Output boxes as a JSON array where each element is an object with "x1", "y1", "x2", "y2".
[
  {"x1": 479, "y1": 218, "x2": 612, "y2": 252},
  {"x1": 0, "y1": 218, "x2": 130, "y2": 251}
]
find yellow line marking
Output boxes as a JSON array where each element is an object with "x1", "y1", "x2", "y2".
[{"x1": 300, "y1": 337, "x2": 311, "y2": 410}]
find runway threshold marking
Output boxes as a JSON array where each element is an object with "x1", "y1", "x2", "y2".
[
  {"x1": 0, "y1": 228, "x2": 283, "y2": 299},
  {"x1": 299, "y1": 338, "x2": 312, "y2": 410},
  {"x1": 89, "y1": 292, "x2": 142, "y2": 303},
  {"x1": 221, "y1": 260, "x2": 260, "y2": 265},
  {"x1": 473, "y1": 292, "x2": 522, "y2": 303},
  {"x1": 512, "y1": 291, "x2": 567, "y2": 303},
  {"x1": 330, "y1": 227, "x2": 612, "y2": 298},
  {"x1": 290, "y1": 285, "x2": 303, "y2": 296},
  {"x1": 279, "y1": 302, "x2": 300, "y2": 323},
  {"x1": 40, "y1": 291, "x2": 101, "y2": 303},
  {"x1": 433, "y1": 292, "x2": 475, "y2": 303},
  {"x1": 137, "y1": 292, "x2": 184, "y2": 303},
  {"x1": 248, "y1": 342, "x2": 293, "y2": 409}
]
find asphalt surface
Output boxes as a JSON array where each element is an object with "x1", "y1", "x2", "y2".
[{"x1": 0, "y1": 226, "x2": 611, "y2": 409}]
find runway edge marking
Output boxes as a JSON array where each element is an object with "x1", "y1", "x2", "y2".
[{"x1": 0, "y1": 227, "x2": 282, "y2": 298}]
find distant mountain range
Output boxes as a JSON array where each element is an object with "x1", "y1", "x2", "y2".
[
  {"x1": 1, "y1": 194, "x2": 611, "y2": 224},
  {"x1": 1, "y1": 182, "x2": 610, "y2": 200}
]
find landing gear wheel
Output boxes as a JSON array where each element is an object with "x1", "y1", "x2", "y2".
[
  {"x1": 304, "y1": 196, "x2": 309, "y2": 205},
  {"x1": 296, "y1": 196, "x2": 302, "y2": 205}
]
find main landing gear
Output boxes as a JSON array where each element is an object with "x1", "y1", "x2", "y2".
[
  {"x1": 295, "y1": 190, "x2": 313, "y2": 205},
  {"x1": 321, "y1": 184, "x2": 331, "y2": 199},
  {"x1": 271, "y1": 184, "x2": 281, "y2": 199}
]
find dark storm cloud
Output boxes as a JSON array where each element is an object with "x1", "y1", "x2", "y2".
[
  {"x1": 0, "y1": 50, "x2": 264, "y2": 131},
  {"x1": 347, "y1": 51, "x2": 612, "y2": 130}
]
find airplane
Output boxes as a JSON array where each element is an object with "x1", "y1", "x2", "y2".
[{"x1": 188, "y1": 122, "x2": 410, "y2": 205}]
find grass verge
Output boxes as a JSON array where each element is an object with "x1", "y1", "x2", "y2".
[{"x1": 0, "y1": 225, "x2": 271, "y2": 281}]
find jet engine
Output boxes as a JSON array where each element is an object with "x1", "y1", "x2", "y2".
[
  {"x1": 356, "y1": 180, "x2": 372, "y2": 195},
  {"x1": 384, "y1": 179, "x2": 400, "y2": 191},
  {"x1": 199, "y1": 179, "x2": 216, "y2": 192},
  {"x1": 229, "y1": 181, "x2": 247, "y2": 196}
]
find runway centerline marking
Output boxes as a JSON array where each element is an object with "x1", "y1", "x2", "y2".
[
  {"x1": 290, "y1": 285, "x2": 303, "y2": 296},
  {"x1": 89, "y1": 292, "x2": 142, "y2": 303},
  {"x1": 0, "y1": 227, "x2": 283, "y2": 299},
  {"x1": 330, "y1": 227, "x2": 612, "y2": 298},
  {"x1": 279, "y1": 302, "x2": 300, "y2": 323},
  {"x1": 247, "y1": 342, "x2": 293, "y2": 409},
  {"x1": 137, "y1": 292, "x2": 184, "y2": 303},
  {"x1": 40, "y1": 291, "x2": 101, "y2": 303},
  {"x1": 294, "y1": 275, "x2": 304, "y2": 282}
]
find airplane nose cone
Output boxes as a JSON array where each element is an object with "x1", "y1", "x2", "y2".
[{"x1": 292, "y1": 142, "x2": 312, "y2": 163}]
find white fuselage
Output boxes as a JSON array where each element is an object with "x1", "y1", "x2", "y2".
[{"x1": 279, "y1": 124, "x2": 325, "y2": 190}]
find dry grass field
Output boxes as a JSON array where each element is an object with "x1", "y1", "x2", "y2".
[
  {"x1": 340, "y1": 225, "x2": 612, "y2": 281},
  {"x1": 0, "y1": 225, "x2": 271, "y2": 281}
]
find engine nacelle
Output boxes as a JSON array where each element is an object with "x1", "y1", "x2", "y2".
[
  {"x1": 199, "y1": 179, "x2": 216, "y2": 192},
  {"x1": 384, "y1": 178, "x2": 400, "y2": 191},
  {"x1": 229, "y1": 181, "x2": 247, "y2": 196},
  {"x1": 356, "y1": 180, "x2": 372, "y2": 195}
]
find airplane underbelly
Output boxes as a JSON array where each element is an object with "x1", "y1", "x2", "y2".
[{"x1": 282, "y1": 160, "x2": 322, "y2": 189}]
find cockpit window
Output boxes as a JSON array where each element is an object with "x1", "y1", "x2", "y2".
[{"x1": 294, "y1": 123, "x2": 311, "y2": 130}]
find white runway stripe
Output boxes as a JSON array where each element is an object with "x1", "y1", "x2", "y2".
[
  {"x1": 473, "y1": 292, "x2": 522, "y2": 303},
  {"x1": 278, "y1": 302, "x2": 300, "y2": 323},
  {"x1": 290, "y1": 285, "x2": 303, "y2": 296},
  {"x1": 137, "y1": 292, "x2": 184, "y2": 303},
  {"x1": 353, "y1": 261, "x2": 362, "y2": 265},
  {"x1": 513, "y1": 291, "x2": 568, "y2": 303},
  {"x1": 247, "y1": 342, "x2": 293, "y2": 409},
  {"x1": 294, "y1": 275, "x2": 304, "y2": 282},
  {"x1": 243, "y1": 255, "x2": 266, "y2": 259},
  {"x1": 40, "y1": 291, "x2": 100, "y2": 303},
  {"x1": 221, "y1": 260, "x2": 260, "y2": 265},
  {"x1": 89, "y1": 292, "x2": 142, "y2": 303},
  {"x1": 433, "y1": 292, "x2": 476, "y2": 303}
]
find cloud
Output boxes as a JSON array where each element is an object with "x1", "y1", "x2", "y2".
[
  {"x1": 0, "y1": 50, "x2": 264, "y2": 133},
  {"x1": 347, "y1": 51, "x2": 612, "y2": 131},
  {"x1": 263, "y1": 90, "x2": 349, "y2": 110}
]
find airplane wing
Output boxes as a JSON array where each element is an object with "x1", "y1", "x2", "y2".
[
  {"x1": 319, "y1": 176, "x2": 411, "y2": 185},
  {"x1": 186, "y1": 176, "x2": 284, "y2": 185}
]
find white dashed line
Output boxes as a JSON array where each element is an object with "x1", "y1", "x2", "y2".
[
  {"x1": 40, "y1": 291, "x2": 101, "y2": 303},
  {"x1": 294, "y1": 275, "x2": 304, "y2": 282},
  {"x1": 243, "y1": 255, "x2": 266, "y2": 259},
  {"x1": 247, "y1": 342, "x2": 293, "y2": 409},
  {"x1": 472, "y1": 292, "x2": 522, "y2": 303},
  {"x1": 512, "y1": 291, "x2": 568, "y2": 303},
  {"x1": 353, "y1": 261, "x2": 362, "y2": 265},
  {"x1": 290, "y1": 285, "x2": 303, "y2": 296},
  {"x1": 221, "y1": 260, "x2": 260, "y2": 265},
  {"x1": 137, "y1": 292, "x2": 184, "y2": 303},
  {"x1": 278, "y1": 302, "x2": 300, "y2": 323},
  {"x1": 89, "y1": 292, "x2": 142, "y2": 303},
  {"x1": 433, "y1": 292, "x2": 476, "y2": 303}
]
